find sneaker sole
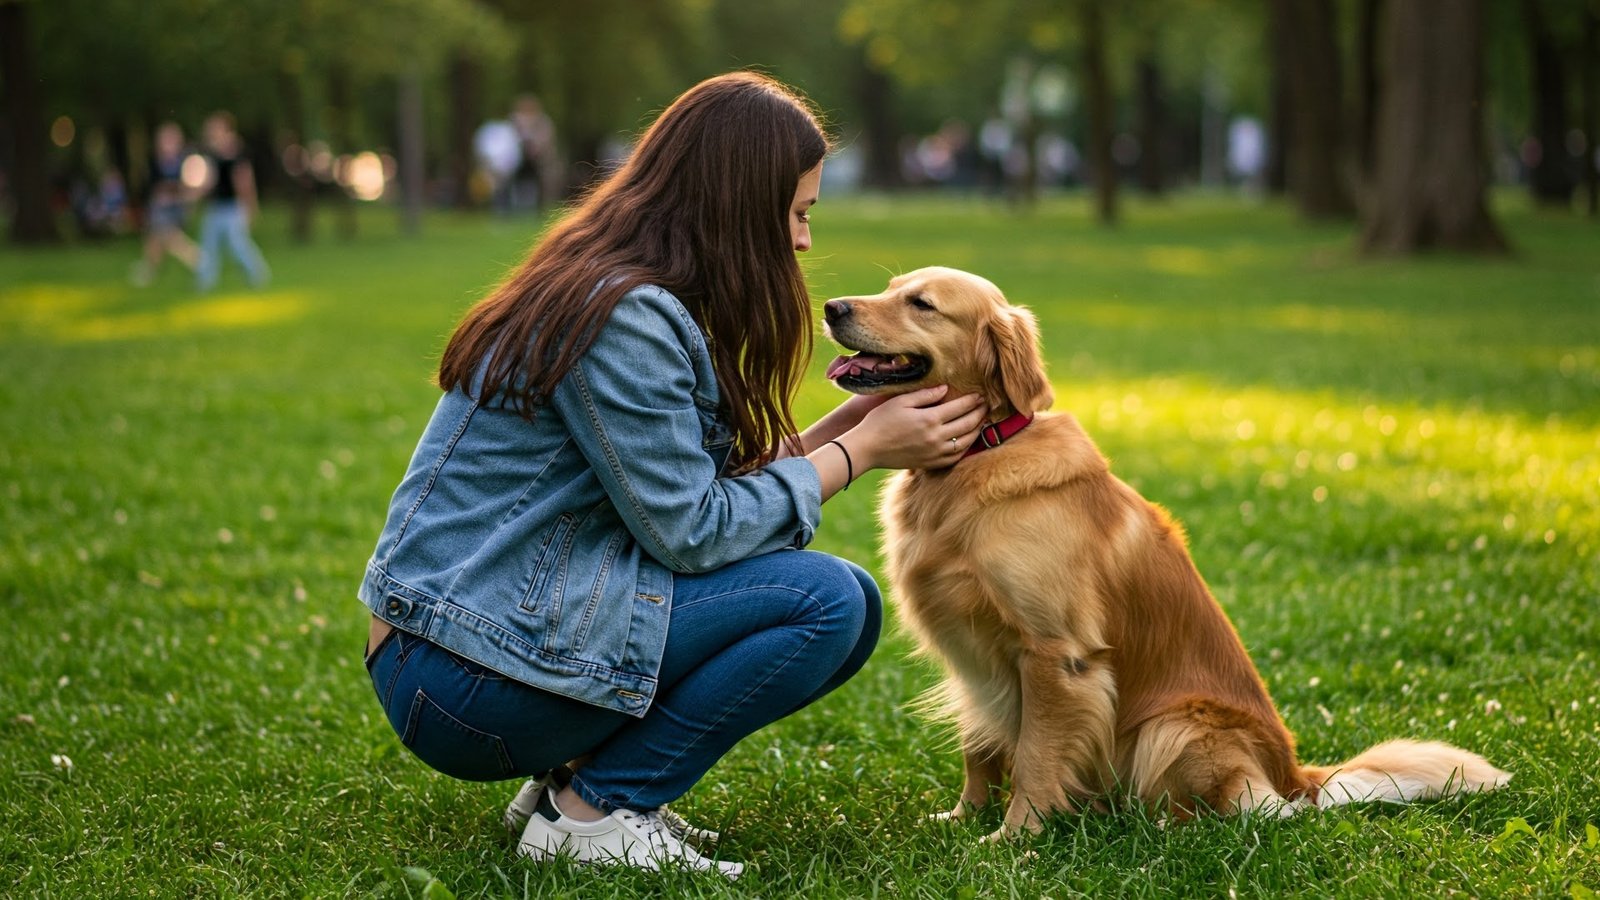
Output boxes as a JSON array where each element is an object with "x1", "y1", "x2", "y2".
[{"x1": 516, "y1": 837, "x2": 742, "y2": 879}]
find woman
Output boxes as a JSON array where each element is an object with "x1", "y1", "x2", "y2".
[{"x1": 360, "y1": 72, "x2": 987, "y2": 878}]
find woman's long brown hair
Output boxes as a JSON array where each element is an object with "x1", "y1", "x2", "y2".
[{"x1": 437, "y1": 72, "x2": 831, "y2": 470}]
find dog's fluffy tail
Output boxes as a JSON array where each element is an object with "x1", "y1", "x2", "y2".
[{"x1": 1302, "y1": 739, "x2": 1510, "y2": 808}]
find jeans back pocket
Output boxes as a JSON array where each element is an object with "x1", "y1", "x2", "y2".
[{"x1": 401, "y1": 688, "x2": 515, "y2": 782}]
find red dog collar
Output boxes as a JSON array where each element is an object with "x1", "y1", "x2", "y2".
[{"x1": 962, "y1": 412, "x2": 1034, "y2": 458}]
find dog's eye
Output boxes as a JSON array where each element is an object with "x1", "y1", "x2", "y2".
[{"x1": 908, "y1": 295, "x2": 935, "y2": 311}]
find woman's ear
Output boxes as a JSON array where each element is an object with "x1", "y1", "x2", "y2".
[{"x1": 980, "y1": 306, "x2": 1053, "y2": 417}]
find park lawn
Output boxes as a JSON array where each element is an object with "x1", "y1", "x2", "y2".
[{"x1": 1, "y1": 194, "x2": 1596, "y2": 898}]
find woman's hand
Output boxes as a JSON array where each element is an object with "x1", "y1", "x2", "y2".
[{"x1": 844, "y1": 385, "x2": 988, "y2": 472}]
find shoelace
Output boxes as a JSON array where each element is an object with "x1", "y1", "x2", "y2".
[{"x1": 656, "y1": 807, "x2": 692, "y2": 836}]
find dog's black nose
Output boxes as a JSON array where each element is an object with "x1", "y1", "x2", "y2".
[{"x1": 824, "y1": 299, "x2": 851, "y2": 324}]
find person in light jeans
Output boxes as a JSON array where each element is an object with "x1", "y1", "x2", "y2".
[
  {"x1": 195, "y1": 112, "x2": 269, "y2": 291},
  {"x1": 359, "y1": 72, "x2": 988, "y2": 879}
]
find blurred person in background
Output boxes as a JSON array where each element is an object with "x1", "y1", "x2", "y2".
[
  {"x1": 473, "y1": 114, "x2": 521, "y2": 214},
  {"x1": 195, "y1": 111, "x2": 269, "y2": 291},
  {"x1": 131, "y1": 121, "x2": 200, "y2": 287},
  {"x1": 509, "y1": 94, "x2": 557, "y2": 213}
]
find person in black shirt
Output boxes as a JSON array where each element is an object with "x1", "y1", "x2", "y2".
[{"x1": 196, "y1": 112, "x2": 270, "y2": 291}]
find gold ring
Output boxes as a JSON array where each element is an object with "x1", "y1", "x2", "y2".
[{"x1": 950, "y1": 437, "x2": 958, "y2": 447}]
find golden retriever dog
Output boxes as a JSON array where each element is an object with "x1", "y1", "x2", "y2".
[{"x1": 822, "y1": 266, "x2": 1509, "y2": 839}]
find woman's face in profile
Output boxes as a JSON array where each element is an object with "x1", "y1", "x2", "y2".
[{"x1": 790, "y1": 162, "x2": 822, "y2": 253}]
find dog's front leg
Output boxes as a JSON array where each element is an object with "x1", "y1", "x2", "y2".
[
  {"x1": 994, "y1": 646, "x2": 1115, "y2": 839},
  {"x1": 934, "y1": 741, "x2": 1006, "y2": 820}
]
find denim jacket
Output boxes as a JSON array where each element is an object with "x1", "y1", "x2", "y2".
[{"x1": 359, "y1": 284, "x2": 823, "y2": 716}]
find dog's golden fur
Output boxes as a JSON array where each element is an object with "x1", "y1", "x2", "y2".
[{"x1": 824, "y1": 266, "x2": 1509, "y2": 838}]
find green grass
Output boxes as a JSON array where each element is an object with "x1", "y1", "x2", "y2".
[{"x1": 2, "y1": 194, "x2": 1597, "y2": 897}]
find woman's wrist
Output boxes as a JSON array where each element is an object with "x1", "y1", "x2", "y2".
[
  {"x1": 834, "y1": 428, "x2": 877, "y2": 473},
  {"x1": 825, "y1": 439, "x2": 855, "y2": 489}
]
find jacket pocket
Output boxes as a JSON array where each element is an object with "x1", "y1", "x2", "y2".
[
  {"x1": 519, "y1": 512, "x2": 574, "y2": 614},
  {"x1": 569, "y1": 527, "x2": 626, "y2": 653}
]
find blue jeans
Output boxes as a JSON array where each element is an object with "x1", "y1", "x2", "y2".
[
  {"x1": 196, "y1": 200, "x2": 269, "y2": 290},
  {"x1": 366, "y1": 549, "x2": 881, "y2": 813}
]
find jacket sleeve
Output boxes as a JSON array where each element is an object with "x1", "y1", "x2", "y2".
[{"x1": 548, "y1": 288, "x2": 822, "y2": 574}]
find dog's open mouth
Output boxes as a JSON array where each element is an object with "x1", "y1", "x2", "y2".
[{"x1": 825, "y1": 351, "x2": 931, "y2": 389}]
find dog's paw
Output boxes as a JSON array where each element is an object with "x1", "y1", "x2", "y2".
[
  {"x1": 928, "y1": 800, "x2": 985, "y2": 822},
  {"x1": 981, "y1": 821, "x2": 1037, "y2": 843}
]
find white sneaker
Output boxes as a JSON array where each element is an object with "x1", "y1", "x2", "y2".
[
  {"x1": 502, "y1": 774, "x2": 555, "y2": 834},
  {"x1": 504, "y1": 778, "x2": 721, "y2": 848},
  {"x1": 517, "y1": 787, "x2": 742, "y2": 879}
]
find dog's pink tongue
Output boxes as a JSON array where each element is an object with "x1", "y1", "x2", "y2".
[
  {"x1": 826, "y1": 355, "x2": 857, "y2": 381},
  {"x1": 827, "y1": 352, "x2": 894, "y2": 381}
]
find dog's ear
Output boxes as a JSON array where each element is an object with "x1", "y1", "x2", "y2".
[{"x1": 977, "y1": 305, "x2": 1053, "y2": 416}]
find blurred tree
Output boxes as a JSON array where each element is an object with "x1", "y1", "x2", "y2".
[
  {"x1": 1149, "y1": 0, "x2": 1266, "y2": 190},
  {"x1": 1361, "y1": 0, "x2": 1507, "y2": 254},
  {"x1": 839, "y1": 0, "x2": 1120, "y2": 219},
  {"x1": 1133, "y1": 39, "x2": 1170, "y2": 196},
  {"x1": 444, "y1": 54, "x2": 484, "y2": 210},
  {"x1": 1, "y1": 0, "x2": 60, "y2": 243},
  {"x1": 1269, "y1": 0, "x2": 1353, "y2": 219},
  {"x1": 1486, "y1": 0, "x2": 1599, "y2": 215},
  {"x1": 1584, "y1": 4, "x2": 1599, "y2": 216},
  {"x1": 1352, "y1": 0, "x2": 1381, "y2": 179},
  {"x1": 1521, "y1": 0, "x2": 1576, "y2": 206},
  {"x1": 699, "y1": 0, "x2": 871, "y2": 180},
  {"x1": 850, "y1": 57, "x2": 906, "y2": 189},
  {"x1": 263, "y1": 0, "x2": 510, "y2": 236},
  {"x1": 484, "y1": 0, "x2": 702, "y2": 196},
  {"x1": 1079, "y1": 0, "x2": 1118, "y2": 224},
  {"x1": 468, "y1": 0, "x2": 871, "y2": 203},
  {"x1": 833, "y1": 0, "x2": 1273, "y2": 215}
]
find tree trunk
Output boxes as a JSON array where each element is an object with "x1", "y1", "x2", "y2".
[
  {"x1": 1, "y1": 1, "x2": 61, "y2": 244},
  {"x1": 1521, "y1": 0, "x2": 1575, "y2": 206},
  {"x1": 328, "y1": 64, "x2": 358, "y2": 240},
  {"x1": 1080, "y1": 0, "x2": 1118, "y2": 225},
  {"x1": 1361, "y1": 0, "x2": 1508, "y2": 254},
  {"x1": 1354, "y1": 0, "x2": 1382, "y2": 177},
  {"x1": 278, "y1": 69, "x2": 316, "y2": 244},
  {"x1": 855, "y1": 59, "x2": 903, "y2": 189},
  {"x1": 1274, "y1": 0, "x2": 1353, "y2": 218},
  {"x1": 1135, "y1": 52, "x2": 1168, "y2": 196},
  {"x1": 1583, "y1": 6, "x2": 1598, "y2": 217},
  {"x1": 446, "y1": 54, "x2": 482, "y2": 209},
  {"x1": 1265, "y1": 1, "x2": 1291, "y2": 194},
  {"x1": 397, "y1": 66, "x2": 426, "y2": 236}
]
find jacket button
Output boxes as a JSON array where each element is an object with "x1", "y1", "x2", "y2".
[{"x1": 387, "y1": 599, "x2": 401, "y2": 613}]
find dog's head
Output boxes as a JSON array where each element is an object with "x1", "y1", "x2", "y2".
[{"x1": 823, "y1": 266, "x2": 1053, "y2": 417}]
